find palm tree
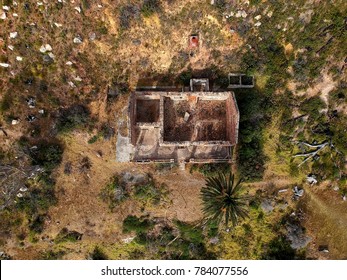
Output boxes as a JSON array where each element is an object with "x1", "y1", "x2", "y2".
[{"x1": 200, "y1": 171, "x2": 249, "y2": 228}]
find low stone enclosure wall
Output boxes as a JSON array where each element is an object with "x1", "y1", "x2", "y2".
[{"x1": 129, "y1": 90, "x2": 239, "y2": 163}]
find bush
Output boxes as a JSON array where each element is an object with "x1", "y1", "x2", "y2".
[
  {"x1": 0, "y1": 92, "x2": 12, "y2": 112},
  {"x1": 99, "y1": 176, "x2": 128, "y2": 209},
  {"x1": 134, "y1": 182, "x2": 169, "y2": 206},
  {"x1": 90, "y1": 246, "x2": 108, "y2": 260},
  {"x1": 16, "y1": 173, "x2": 57, "y2": 216},
  {"x1": 141, "y1": 0, "x2": 161, "y2": 17},
  {"x1": 119, "y1": 5, "x2": 140, "y2": 30},
  {"x1": 262, "y1": 236, "x2": 305, "y2": 260},
  {"x1": 56, "y1": 104, "x2": 91, "y2": 133},
  {"x1": 41, "y1": 250, "x2": 65, "y2": 260},
  {"x1": 29, "y1": 141, "x2": 63, "y2": 171},
  {"x1": 299, "y1": 96, "x2": 326, "y2": 119},
  {"x1": 54, "y1": 228, "x2": 83, "y2": 243},
  {"x1": 29, "y1": 214, "x2": 47, "y2": 234},
  {"x1": 190, "y1": 163, "x2": 231, "y2": 176},
  {"x1": 123, "y1": 215, "x2": 153, "y2": 234}
]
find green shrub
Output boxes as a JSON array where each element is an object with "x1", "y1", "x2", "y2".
[
  {"x1": 123, "y1": 215, "x2": 153, "y2": 234},
  {"x1": 0, "y1": 92, "x2": 12, "y2": 112},
  {"x1": 41, "y1": 250, "x2": 65, "y2": 260},
  {"x1": 88, "y1": 135, "x2": 99, "y2": 144},
  {"x1": 299, "y1": 96, "x2": 326, "y2": 119},
  {"x1": 262, "y1": 236, "x2": 305, "y2": 260},
  {"x1": 54, "y1": 228, "x2": 83, "y2": 243},
  {"x1": 90, "y1": 246, "x2": 108, "y2": 260},
  {"x1": 190, "y1": 163, "x2": 230, "y2": 176},
  {"x1": 56, "y1": 104, "x2": 91, "y2": 133},
  {"x1": 99, "y1": 176, "x2": 128, "y2": 209},
  {"x1": 141, "y1": 0, "x2": 161, "y2": 17},
  {"x1": 134, "y1": 182, "x2": 169, "y2": 206}
]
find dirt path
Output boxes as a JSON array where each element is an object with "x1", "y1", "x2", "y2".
[{"x1": 302, "y1": 186, "x2": 347, "y2": 259}]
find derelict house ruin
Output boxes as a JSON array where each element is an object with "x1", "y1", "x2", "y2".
[{"x1": 128, "y1": 79, "x2": 239, "y2": 164}]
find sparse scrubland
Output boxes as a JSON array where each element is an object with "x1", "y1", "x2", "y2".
[{"x1": 0, "y1": 0, "x2": 346, "y2": 260}]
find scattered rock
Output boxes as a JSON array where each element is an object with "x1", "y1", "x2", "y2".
[
  {"x1": 122, "y1": 236, "x2": 135, "y2": 243},
  {"x1": 20, "y1": 187, "x2": 28, "y2": 192},
  {"x1": 9, "y1": 32, "x2": 18, "y2": 38},
  {"x1": 26, "y1": 115, "x2": 36, "y2": 122},
  {"x1": 286, "y1": 223, "x2": 311, "y2": 249},
  {"x1": 38, "y1": 109, "x2": 44, "y2": 114},
  {"x1": 89, "y1": 32, "x2": 96, "y2": 41},
  {"x1": 0, "y1": 12, "x2": 6, "y2": 20},
  {"x1": 293, "y1": 186, "x2": 304, "y2": 197},
  {"x1": 17, "y1": 193, "x2": 23, "y2": 198},
  {"x1": 343, "y1": 195, "x2": 346, "y2": 201},
  {"x1": 2, "y1": 6, "x2": 9, "y2": 11},
  {"x1": 132, "y1": 39, "x2": 141, "y2": 46},
  {"x1": 39, "y1": 44, "x2": 52, "y2": 53},
  {"x1": 74, "y1": 6, "x2": 81, "y2": 13},
  {"x1": 13, "y1": 13, "x2": 18, "y2": 17},
  {"x1": 122, "y1": 172, "x2": 148, "y2": 186},
  {"x1": 255, "y1": 15, "x2": 262, "y2": 20},
  {"x1": 26, "y1": 97, "x2": 36, "y2": 108},
  {"x1": 184, "y1": 112, "x2": 190, "y2": 122},
  {"x1": 278, "y1": 189, "x2": 288, "y2": 193},
  {"x1": 16, "y1": 56, "x2": 23, "y2": 61},
  {"x1": 43, "y1": 54, "x2": 54, "y2": 64},
  {"x1": 54, "y1": 22, "x2": 63, "y2": 28},
  {"x1": 0, "y1": 62, "x2": 10, "y2": 68},
  {"x1": 68, "y1": 81, "x2": 76, "y2": 87},
  {"x1": 306, "y1": 174, "x2": 317, "y2": 185},
  {"x1": 260, "y1": 199, "x2": 274, "y2": 213},
  {"x1": 66, "y1": 61, "x2": 73, "y2": 66},
  {"x1": 209, "y1": 237, "x2": 219, "y2": 244},
  {"x1": 318, "y1": 245, "x2": 329, "y2": 253},
  {"x1": 8, "y1": 45, "x2": 14, "y2": 51},
  {"x1": 333, "y1": 186, "x2": 339, "y2": 191},
  {"x1": 11, "y1": 119, "x2": 19, "y2": 125},
  {"x1": 254, "y1": 21, "x2": 261, "y2": 27},
  {"x1": 73, "y1": 36, "x2": 83, "y2": 44}
]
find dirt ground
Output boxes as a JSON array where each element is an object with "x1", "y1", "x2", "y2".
[
  {"x1": 163, "y1": 97, "x2": 227, "y2": 141},
  {"x1": 4, "y1": 129, "x2": 205, "y2": 259}
]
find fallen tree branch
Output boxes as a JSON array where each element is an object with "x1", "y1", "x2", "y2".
[{"x1": 292, "y1": 141, "x2": 330, "y2": 167}]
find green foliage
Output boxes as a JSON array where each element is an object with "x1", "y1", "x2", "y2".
[
  {"x1": 0, "y1": 92, "x2": 12, "y2": 112},
  {"x1": 56, "y1": 104, "x2": 91, "y2": 133},
  {"x1": 81, "y1": 0, "x2": 90, "y2": 10},
  {"x1": 133, "y1": 182, "x2": 169, "y2": 206},
  {"x1": 54, "y1": 228, "x2": 83, "y2": 244},
  {"x1": 16, "y1": 173, "x2": 57, "y2": 216},
  {"x1": 262, "y1": 236, "x2": 305, "y2": 260},
  {"x1": 190, "y1": 163, "x2": 231, "y2": 176},
  {"x1": 29, "y1": 140, "x2": 63, "y2": 171},
  {"x1": 235, "y1": 88, "x2": 268, "y2": 181},
  {"x1": 29, "y1": 214, "x2": 47, "y2": 234},
  {"x1": 88, "y1": 135, "x2": 99, "y2": 144},
  {"x1": 90, "y1": 246, "x2": 108, "y2": 260},
  {"x1": 299, "y1": 96, "x2": 326, "y2": 119},
  {"x1": 123, "y1": 215, "x2": 153, "y2": 234},
  {"x1": 122, "y1": 216, "x2": 215, "y2": 260},
  {"x1": 41, "y1": 250, "x2": 66, "y2": 260},
  {"x1": 141, "y1": 0, "x2": 161, "y2": 17},
  {"x1": 201, "y1": 172, "x2": 249, "y2": 228},
  {"x1": 119, "y1": 5, "x2": 140, "y2": 30},
  {"x1": 99, "y1": 176, "x2": 129, "y2": 210}
]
